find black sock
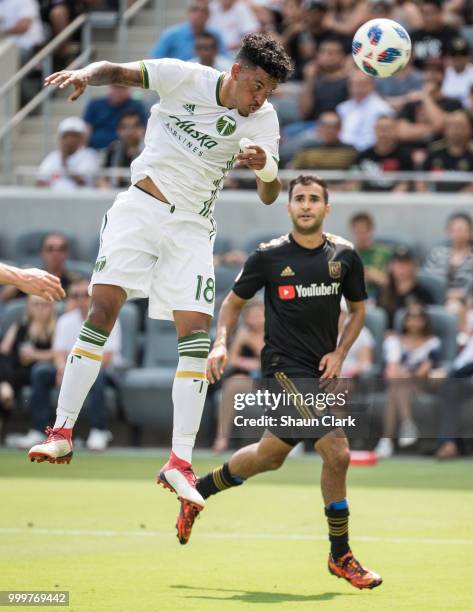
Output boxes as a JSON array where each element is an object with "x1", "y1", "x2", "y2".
[
  {"x1": 196, "y1": 462, "x2": 244, "y2": 499},
  {"x1": 325, "y1": 500, "x2": 350, "y2": 560}
]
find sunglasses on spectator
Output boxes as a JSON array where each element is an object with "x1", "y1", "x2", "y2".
[
  {"x1": 43, "y1": 244, "x2": 68, "y2": 253},
  {"x1": 196, "y1": 44, "x2": 217, "y2": 50},
  {"x1": 70, "y1": 291, "x2": 89, "y2": 299},
  {"x1": 405, "y1": 313, "x2": 426, "y2": 319}
]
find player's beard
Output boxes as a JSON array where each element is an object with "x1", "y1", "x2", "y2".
[{"x1": 291, "y1": 215, "x2": 324, "y2": 235}]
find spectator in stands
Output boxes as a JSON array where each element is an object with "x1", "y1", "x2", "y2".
[
  {"x1": 288, "y1": 111, "x2": 357, "y2": 174},
  {"x1": 283, "y1": 0, "x2": 340, "y2": 81},
  {"x1": 368, "y1": 0, "x2": 422, "y2": 30},
  {"x1": 212, "y1": 301, "x2": 264, "y2": 453},
  {"x1": 208, "y1": 0, "x2": 260, "y2": 54},
  {"x1": 423, "y1": 212, "x2": 473, "y2": 302},
  {"x1": 97, "y1": 111, "x2": 145, "y2": 189},
  {"x1": 410, "y1": 0, "x2": 459, "y2": 70},
  {"x1": 336, "y1": 71, "x2": 393, "y2": 151},
  {"x1": 6, "y1": 278, "x2": 121, "y2": 451},
  {"x1": 398, "y1": 60, "x2": 463, "y2": 149},
  {"x1": 149, "y1": 0, "x2": 225, "y2": 61},
  {"x1": 375, "y1": 64, "x2": 424, "y2": 113},
  {"x1": 191, "y1": 30, "x2": 232, "y2": 71},
  {"x1": 339, "y1": 301, "x2": 374, "y2": 377},
  {"x1": 40, "y1": 1, "x2": 94, "y2": 70},
  {"x1": 350, "y1": 212, "x2": 392, "y2": 300},
  {"x1": 436, "y1": 332, "x2": 473, "y2": 459},
  {"x1": 376, "y1": 302, "x2": 441, "y2": 458},
  {"x1": 323, "y1": 0, "x2": 369, "y2": 52},
  {"x1": 377, "y1": 246, "x2": 435, "y2": 329},
  {"x1": 0, "y1": 295, "x2": 55, "y2": 429},
  {"x1": 420, "y1": 110, "x2": 473, "y2": 192},
  {"x1": 83, "y1": 86, "x2": 147, "y2": 150},
  {"x1": 442, "y1": 36, "x2": 473, "y2": 108},
  {"x1": 357, "y1": 115, "x2": 414, "y2": 192},
  {"x1": 1, "y1": 232, "x2": 78, "y2": 303},
  {"x1": 36, "y1": 117, "x2": 99, "y2": 190},
  {"x1": 299, "y1": 38, "x2": 349, "y2": 121},
  {"x1": 0, "y1": 0, "x2": 44, "y2": 62}
]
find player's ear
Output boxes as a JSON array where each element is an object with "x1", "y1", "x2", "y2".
[
  {"x1": 231, "y1": 63, "x2": 241, "y2": 81},
  {"x1": 325, "y1": 202, "x2": 331, "y2": 217}
]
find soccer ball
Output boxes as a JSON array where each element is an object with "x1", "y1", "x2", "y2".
[{"x1": 352, "y1": 18, "x2": 411, "y2": 78}]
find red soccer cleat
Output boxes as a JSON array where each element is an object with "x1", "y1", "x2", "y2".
[
  {"x1": 328, "y1": 551, "x2": 382, "y2": 590},
  {"x1": 176, "y1": 500, "x2": 201, "y2": 545},
  {"x1": 157, "y1": 451, "x2": 205, "y2": 510},
  {"x1": 28, "y1": 426, "x2": 73, "y2": 464}
]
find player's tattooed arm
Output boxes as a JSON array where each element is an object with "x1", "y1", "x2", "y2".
[{"x1": 44, "y1": 61, "x2": 144, "y2": 102}]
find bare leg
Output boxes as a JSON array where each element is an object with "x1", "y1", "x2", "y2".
[
  {"x1": 382, "y1": 383, "x2": 399, "y2": 438},
  {"x1": 315, "y1": 429, "x2": 350, "y2": 505},
  {"x1": 228, "y1": 432, "x2": 293, "y2": 479}
]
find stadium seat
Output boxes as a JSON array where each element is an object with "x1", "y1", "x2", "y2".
[
  {"x1": 213, "y1": 235, "x2": 233, "y2": 256},
  {"x1": 363, "y1": 307, "x2": 387, "y2": 373},
  {"x1": 14, "y1": 230, "x2": 79, "y2": 265},
  {"x1": 143, "y1": 319, "x2": 178, "y2": 369},
  {"x1": 374, "y1": 233, "x2": 420, "y2": 259},
  {"x1": 416, "y1": 271, "x2": 447, "y2": 305},
  {"x1": 0, "y1": 298, "x2": 27, "y2": 337},
  {"x1": 215, "y1": 264, "x2": 240, "y2": 297},
  {"x1": 117, "y1": 302, "x2": 140, "y2": 369},
  {"x1": 120, "y1": 368, "x2": 174, "y2": 434},
  {"x1": 67, "y1": 260, "x2": 94, "y2": 279},
  {"x1": 393, "y1": 305, "x2": 458, "y2": 366}
]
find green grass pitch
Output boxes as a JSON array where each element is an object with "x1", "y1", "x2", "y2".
[{"x1": 1, "y1": 450, "x2": 473, "y2": 611}]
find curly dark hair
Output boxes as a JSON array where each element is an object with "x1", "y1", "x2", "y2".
[{"x1": 236, "y1": 33, "x2": 293, "y2": 83}]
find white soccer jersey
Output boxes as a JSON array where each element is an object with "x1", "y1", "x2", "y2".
[{"x1": 131, "y1": 58, "x2": 280, "y2": 218}]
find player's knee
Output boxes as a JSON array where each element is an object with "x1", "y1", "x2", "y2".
[
  {"x1": 326, "y1": 446, "x2": 350, "y2": 473},
  {"x1": 87, "y1": 301, "x2": 118, "y2": 332},
  {"x1": 258, "y1": 449, "x2": 286, "y2": 471}
]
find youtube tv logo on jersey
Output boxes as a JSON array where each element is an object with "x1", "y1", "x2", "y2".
[{"x1": 278, "y1": 285, "x2": 295, "y2": 300}]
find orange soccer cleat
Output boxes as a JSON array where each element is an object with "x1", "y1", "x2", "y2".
[
  {"x1": 28, "y1": 426, "x2": 73, "y2": 464},
  {"x1": 157, "y1": 451, "x2": 205, "y2": 510},
  {"x1": 176, "y1": 500, "x2": 201, "y2": 545},
  {"x1": 328, "y1": 551, "x2": 382, "y2": 590}
]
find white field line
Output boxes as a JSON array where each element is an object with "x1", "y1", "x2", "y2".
[{"x1": 0, "y1": 527, "x2": 472, "y2": 546}]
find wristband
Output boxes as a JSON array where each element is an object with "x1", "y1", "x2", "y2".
[{"x1": 239, "y1": 138, "x2": 278, "y2": 183}]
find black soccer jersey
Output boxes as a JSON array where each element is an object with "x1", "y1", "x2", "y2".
[{"x1": 232, "y1": 233, "x2": 367, "y2": 375}]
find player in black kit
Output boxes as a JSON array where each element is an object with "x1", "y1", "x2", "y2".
[{"x1": 176, "y1": 175, "x2": 382, "y2": 590}]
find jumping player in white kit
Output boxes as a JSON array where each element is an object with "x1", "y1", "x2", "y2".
[{"x1": 28, "y1": 33, "x2": 293, "y2": 512}]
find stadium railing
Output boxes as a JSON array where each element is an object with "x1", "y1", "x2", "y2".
[
  {"x1": 118, "y1": 0, "x2": 165, "y2": 62},
  {"x1": 0, "y1": 15, "x2": 93, "y2": 180},
  {"x1": 12, "y1": 166, "x2": 473, "y2": 187}
]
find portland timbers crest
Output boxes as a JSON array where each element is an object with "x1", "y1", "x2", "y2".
[{"x1": 216, "y1": 115, "x2": 236, "y2": 136}]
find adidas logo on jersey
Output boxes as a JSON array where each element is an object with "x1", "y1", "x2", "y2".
[
  {"x1": 280, "y1": 266, "x2": 295, "y2": 277},
  {"x1": 183, "y1": 103, "x2": 196, "y2": 114}
]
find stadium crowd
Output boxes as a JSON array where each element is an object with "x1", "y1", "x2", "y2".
[{"x1": 1, "y1": 0, "x2": 473, "y2": 457}]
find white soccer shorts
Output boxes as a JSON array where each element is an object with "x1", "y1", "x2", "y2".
[{"x1": 90, "y1": 185, "x2": 216, "y2": 320}]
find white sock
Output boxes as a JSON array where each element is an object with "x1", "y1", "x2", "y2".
[
  {"x1": 54, "y1": 322, "x2": 108, "y2": 429},
  {"x1": 171, "y1": 332, "x2": 210, "y2": 463}
]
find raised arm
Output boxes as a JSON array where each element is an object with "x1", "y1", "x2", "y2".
[{"x1": 44, "y1": 61, "x2": 145, "y2": 102}]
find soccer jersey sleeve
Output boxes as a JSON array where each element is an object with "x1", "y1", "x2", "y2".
[
  {"x1": 140, "y1": 58, "x2": 196, "y2": 97},
  {"x1": 232, "y1": 250, "x2": 266, "y2": 300},
  {"x1": 342, "y1": 250, "x2": 368, "y2": 302}
]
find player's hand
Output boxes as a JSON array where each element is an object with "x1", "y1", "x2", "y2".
[
  {"x1": 44, "y1": 68, "x2": 91, "y2": 102},
  {"x1": 237, "y1": 145, "x2": 266, "y2": 172},
  {"x1": 16, "y1": 268, "x2": 65, "y2": 302},
  {"x1": 207, "y1": 343, "x2": 229, "y2": 384},
  {"x1": 319, "y1": 350, "x2": 344, "y2": 380}
]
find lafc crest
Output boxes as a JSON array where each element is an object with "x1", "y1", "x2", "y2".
[{"x1": 328, "y1": 261, "x2": 341, "y2": 279}]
